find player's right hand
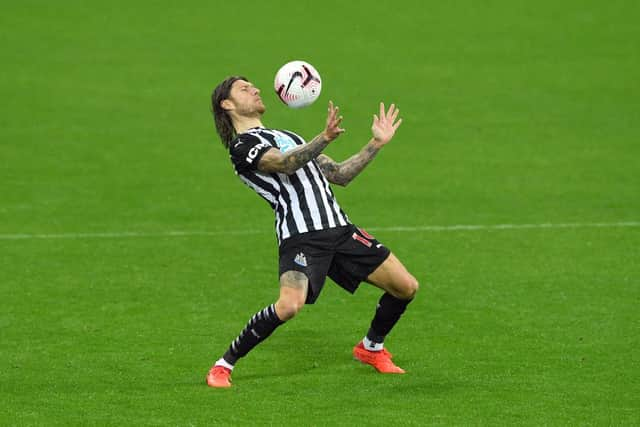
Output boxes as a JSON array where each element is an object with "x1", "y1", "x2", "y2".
[{"x1": 323, "y1": 101, "x2": 345, "y2": 142}]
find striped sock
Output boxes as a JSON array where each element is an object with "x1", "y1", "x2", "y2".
[{"x1": 222, "y1": 304, "x2": 284, "y2": 365}]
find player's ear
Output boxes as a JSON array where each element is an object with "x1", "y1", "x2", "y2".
[{"x1": 220, "y1": 99, "x2": 234, "y2": 111}]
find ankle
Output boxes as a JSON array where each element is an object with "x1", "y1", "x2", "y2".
[
  {"x1": 363, "y1": 336, "x2": 384, "y2": 352},
  {"x1": 215, "y1": 357, "x2": 235, "y2": 371}
]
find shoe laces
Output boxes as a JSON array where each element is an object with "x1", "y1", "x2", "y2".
[
  {"x1": 212, "y1": 366, "x2": 231, "y2": 376},
  {"x1": 380, "y1": 348, "x2": 393, "y2": 359}
]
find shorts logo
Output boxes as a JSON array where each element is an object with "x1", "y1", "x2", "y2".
[
  {"x1": 358, "y1": 228, "x2": 375, "y2": 239},
  {"x1": 352, "y1": 232, "x2": 372, "y2": 248},
  {"x1": 294, "y1": 252, "x2": 307, "y2": 267}
]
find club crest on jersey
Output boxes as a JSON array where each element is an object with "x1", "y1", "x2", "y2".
[
  {"x1": 294, "y1": 252, "x2": 307, "y2": 267},
  {"x1": 275, "y1": 134, "x2": 297, "y2": 153}
]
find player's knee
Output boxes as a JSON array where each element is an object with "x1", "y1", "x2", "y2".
[
  {"x1": 275, "y1": 296, "x2": 305, "y2": 321},
  {"x1": 398, "y1": 275, "x2": 419, "y2": 300}
]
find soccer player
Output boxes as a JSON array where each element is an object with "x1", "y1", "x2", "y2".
[{"x1": 206, "y1": 76, "x2": 419, "y2": 388}]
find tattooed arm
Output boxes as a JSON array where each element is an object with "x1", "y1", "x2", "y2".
[
  {"x1": 258, "y1": 133, "x2": 331, "y2": 175},
  {"x1": 317, "y1": 102, "x2": 403, "y2": 186},
  {"x1": 316, "y1": 144, "x2": 380, "y2": 186},
  {"x1": 258, "y1": 101, "x2": 345, "y2": 175}
]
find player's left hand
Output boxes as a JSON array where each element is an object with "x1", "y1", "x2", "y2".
[{"x1": 371, "y1": 102, "x2": 402, "y2": 146}]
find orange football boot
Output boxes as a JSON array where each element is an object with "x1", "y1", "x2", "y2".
[
  {"x1": 353, "y1": 341, "x2": 405, "y2": 374},
  {"x1": 206, "y1": 365, "x2": 232, "y2": 388}
]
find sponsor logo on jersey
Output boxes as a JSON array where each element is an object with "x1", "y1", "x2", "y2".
[
  {"x1": 245, "y1": 141, "x2": 272, "y2": 163},
  {"x1": 275, "y1": 134, "x2": 297, "y2": 153}
]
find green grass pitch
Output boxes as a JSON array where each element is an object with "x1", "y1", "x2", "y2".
[{"x1": 1, "y1": 1, "x2": 639, "y2": 425}]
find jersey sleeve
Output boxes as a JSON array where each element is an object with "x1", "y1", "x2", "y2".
[{"x1": 229, "y1": 133, "x2": 276, "y2": 173}]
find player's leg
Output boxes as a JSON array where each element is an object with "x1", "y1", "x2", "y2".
[
  {"x1": 222, "y1": 271, "x2": 308, "y2": 362},
  {"x1": 353, "y1": 252, "x2": 419, "y2": 374},
  {"x1": 367, "y1": 252, "x2": 419, "y2": 300},
  {"x1": 206, "y1": 271, "x2": 308, "y2": 388},
  {"x1": 362, "y1": 252, "x2": 418, "y2": 350},
  {"x1": 274, "y1": 270, "x2": 309, "y2": 320},
  {"x1": 329, "y1": 225, "x2": 419, "y2": 373}
]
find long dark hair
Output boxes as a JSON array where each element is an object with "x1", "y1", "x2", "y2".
[{"x1": 211, "y1": 76, "x2": 248, "y2": 148}]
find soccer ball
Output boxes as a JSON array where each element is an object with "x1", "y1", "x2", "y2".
[{"x1": 274, "y1": 60, "x2": 322, "y2": 108}]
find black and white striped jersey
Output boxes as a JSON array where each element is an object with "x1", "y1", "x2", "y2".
[{"x1": 229, "y1": 127, "x2": 350, "y2": 243}]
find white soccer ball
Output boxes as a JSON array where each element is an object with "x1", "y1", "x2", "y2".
[{"x1": 274, "y1": 60, "x2": 322, "y2": 108}]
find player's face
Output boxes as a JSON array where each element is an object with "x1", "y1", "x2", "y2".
[{"x1": 228, "y1": 80, "x2": 265, "y2": 116}]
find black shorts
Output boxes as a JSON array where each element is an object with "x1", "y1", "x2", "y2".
[{"x1": 278, "y1": 224, "x2": 391, "y2": 304}]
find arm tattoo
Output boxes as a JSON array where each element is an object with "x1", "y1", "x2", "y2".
[
  {"x1": 280, "y1": 270, "x2": 309, "y2": 289},
  {"x1": 278, "y1": 133, "x2": 330, "y2": 175},
  {"x1": 317, "y1": 141, "x2": 381, "y2": 186}
]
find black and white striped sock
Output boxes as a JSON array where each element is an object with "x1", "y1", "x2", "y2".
[{"x1": 222, "y1": 304, "x2": 284, "y2": 365}]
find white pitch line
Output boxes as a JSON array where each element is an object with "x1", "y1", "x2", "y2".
[
  {"x1": 368, "y1": 221, "x2": 640, "y2": 232},
  {"x1": 0, "y1": 229, "x2": 266, "y2": 240},
  {"x1": 0, "y1": 221, "x2": 638, "y2": 241}
]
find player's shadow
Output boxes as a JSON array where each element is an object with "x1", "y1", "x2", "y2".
[
  {"x1": 230, "y1": 328, "x2": 344, "y2": 381},
  {"x1": 203, "y1": 328, "x2": 458, "y2": 394}
]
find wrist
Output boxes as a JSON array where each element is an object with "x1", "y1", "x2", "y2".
[
  {"x1": 370, "y1": 138, "x2": 386, "y2": 149},
  {"x1": 322, "y1": 131, "x2": 335, "y2": 143}
]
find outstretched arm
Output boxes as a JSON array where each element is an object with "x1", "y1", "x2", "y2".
[
  {"x1": 258, "y1": 101, "x2": 345, "y2": 175},
  {"x1": 317, "y1": 103, "x2": 402, "y2": 186}
]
